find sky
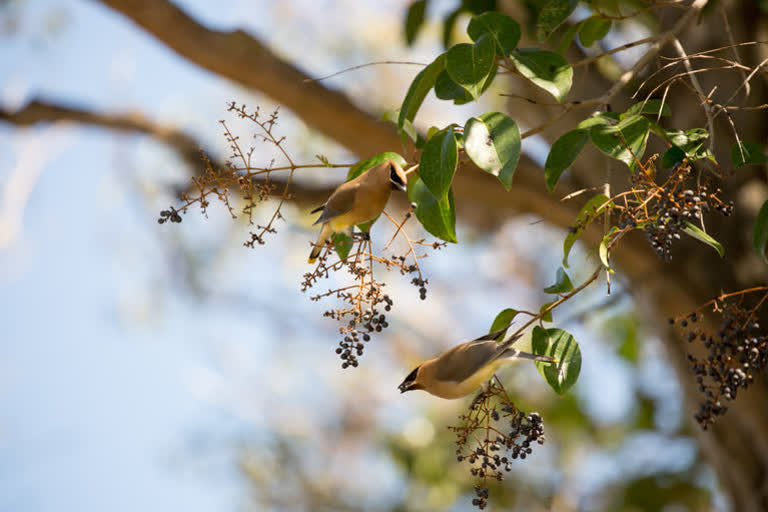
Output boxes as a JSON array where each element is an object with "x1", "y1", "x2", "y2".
[{"x1": 0, "y1": 1, "x2": 705, "y2": 511}]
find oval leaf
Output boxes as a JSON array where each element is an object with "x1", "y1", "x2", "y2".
[
  {"x1": 510, "y1": 48, "x2": 572, "y2": 103},
  {"x1": 467, "y1": 12, "x2": 520, "y2": 56},
  {"x1": 537, "y1": 0, "x2": 578, "y2": 41},
  {"x1": 532, "y1": 326, "x2": 581, "y2": 395},
  {"x1": 753, "y1": 200, "x2": 768, "y2": 263},
  {"x1": 404, "y1": 0, "x2": 427, "y2": 46},
  {"x1": 589, "y1": 114, "x2": 650, "y2": 169},
  {"x1": 622, "y1": 99, "x2": 672, "y2": 118},
  {"x1": 731, "y1": 141, "x2": 768, "y2": 168},
  {"x1": 578, "y1": 16, "x2": 611, "y2": 47},
  {"x1": 464, "y1": 112, "x2": 521, "y2": 190},
  {"x1": 398, "y1": 55, "x2": 446, "y2": 138},
  {"x1": 545, "y1": 129, "x2": 588, "y2": 192},
  {"x1": 682, "y1": 222, "x2": 724, "y2": 258},
  {"x1": 332, "y1": 232, "x2": 353, "y2": 260},
  {"x1": 445, "y1": 34, "x2": 496, "y2": 100},
  {"x1": 435, "y1": 69, "x2": 473, "y2": 104},
  {"x1": 419, "y1": 128, "x2": 458, "y2": 199},
  {"x1": 543, "y1": 267, "x2": 573, "y2": 294},
  {"x1": 408, "y1": 176, "x2": 457, "y2": 243},
  {"x1": 489, "y1": 308, "x2": 519, "y2": 338}
]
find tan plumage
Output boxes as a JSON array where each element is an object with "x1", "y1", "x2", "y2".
[
  {"x1": 308, "y1": 159, "x2": 408, "y2": 263},
  {"x1": 398, "y1": 328, "x2": 555, "y2": 399}
]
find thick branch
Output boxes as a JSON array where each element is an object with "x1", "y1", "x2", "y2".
[{"x1": 93, "y1": 0, "x2": 403, "y2": 159}]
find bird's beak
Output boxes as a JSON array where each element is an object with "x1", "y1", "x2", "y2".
[
  {"x1": 392, "y1": 181, "x2": 407, "y2": 192},
  {"x1": 398, "y1": 382, "x2": 409, "y2": 393}
]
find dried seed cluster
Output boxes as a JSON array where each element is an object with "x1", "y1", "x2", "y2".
[
  {"x1": 673, "y1": 297, "x2": 768, "y2": 429},
  {"x1": 449, "y1": 379, "x2": 545, "y2": 509}
]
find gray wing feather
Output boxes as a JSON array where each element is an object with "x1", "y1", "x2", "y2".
[
  {"x1": 433, "y1": 341, "x2": 505, "y2": 383},
  {"x1": 313, "y1": 183, "x2": 358, "y2": 225}
]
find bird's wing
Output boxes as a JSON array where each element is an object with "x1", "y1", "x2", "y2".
[
  {"x1": 433, "y1": 341, "x2": 504, "y2": 383},
  {"x1": 313, "y1": 182, "x2": 359, "y2": 225}
]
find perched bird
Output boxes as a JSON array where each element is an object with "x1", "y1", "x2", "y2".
[
  {"x1": 398, "y1": 328, "x2": 555, "y2": 399},
  {"x1": 308, "y1": 159, "x2": 408, "y2": 263}
]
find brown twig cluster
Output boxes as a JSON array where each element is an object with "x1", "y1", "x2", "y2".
[
  {"x1": 301, "y1": 211, "x2": 446, "y2": 367},
  {"x1": 672, "y1": 288, "x2": 768, "y2": 429},
  {"x1": 448, "y1": 377, "x2": 545, "y2": 510}
]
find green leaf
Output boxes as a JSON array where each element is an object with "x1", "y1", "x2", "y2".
[
  {"x1": 731, "y1": 141, "x2": 768, "y2": 167},
  {"x1": 510, "y1": 48, "x2": 572, "y2": 103},
  {"x1": 661, "y1": 128, "x2": 713, "y2": 164},
  {"x1": 659, "y1": 146, "x2": 686, "y2": 169},
  {"x1": 589, "y1": 114, "x2": 650, "y2": 169},
  {"x1": 532, "y1": 326, "x2": 581, "y2": 395},
  {"x1": 408, "y1": 176, "x2": 457, "y2": 243},
  {"x1": 347, "y1": 152, "x2": 407, "y2": 181},
  {"x1": 539, "y1": 302, "x2": 554, "y2": 323},
  {"x1": 467, "y1": 12, "x2": 521, "y2": 56},
  {"x1": 622, "y1": 99, "x2": 671, "y2": 118},
  {"x1": 556, "y1": 20, "x2": 582, "y2": 54},
  {"x1": 599, "y1": 226, "x2": 618, "y2": 271},
  {"x1": 489, "y1": 308, "x2": 519, "y2": 338},
  {"x1": 543, "y1": 267, "x2": 574, "y2": 294},
  {"x1": 563, "y1": 193, "x2": 612, "y2": 267},
  {"x1": 419, "y1": 128, "x2": 458, "y2": 199},
  {"x1": 464, "y1": 112, "x2": 521, "y2": 190},
  {"x1": 578, "y1": 16, "x2": 611, "y2": 47},
  {"x1": 545, "y1": 129, "x2": 588, "y2": 192},
  {"x1": 445, "y1": 34, "x2": 496, "y2": 99},
  {"x1": 434, "y1": 69, "x2": 473, "y2": 104},
  {"x1": 536, "y1": 0, "x2": 578, "y2": 41},
  {"x1": 398, "y1": 54, "x2": 446, "y2": 138},
  {"x1": 576, "y1": 114, "x2": 613, "y2": 130},
  {"x1": 682, "y1": 222, "x2": 724, "y2": 258},
  {"x1": 753, "y1": 200, "x2": 768, "y2": 263},
  {"x1": 404, "y1": 0, "x2": 427, "y2": 46},
  {"x1": 331, "y1": 232, "x2": 353, "y2": 260}
]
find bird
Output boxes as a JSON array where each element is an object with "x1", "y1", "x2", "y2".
[
  {"x1": 307, "y1": 159, "x2": 409, "y2": 264},
  {"x1": 398, "y1": 327, "x2": 556, "y2": 399}
]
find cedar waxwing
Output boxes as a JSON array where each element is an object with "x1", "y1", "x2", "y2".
[
  {"x1": 398, "y1": 328, "x2": 556, "y2": 399},
  {"x1": 308, "y1": 159, "x2": 408, "y2": 263}
]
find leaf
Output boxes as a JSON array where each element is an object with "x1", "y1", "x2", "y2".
[
  {"x1": 563, "y1": 193, "x2": 612, "y2": 267},
  {"x1": 731, "y1": 141, "x2": 768, "y2": 167},
  {"x1": 543, "y1": 267, "x2": 573, "y2": 294},
  {"x1": 419, "y1": 128, "x2": 458, "y2": 199},
  {"x1": 408, "y1": 176, "x2": 457, "y2": 243},
  {"x1": 753, "y1": 200, "x2": 768, "y2": 264},
  {"x1": 398, "y1": 54, "x2": 446, "y2": 138},
  {"x1": 536, "y1": 0, "x2": 578, "y2": 41},
  {"x1": 682, "y1": 222, "x2": 724, "y2": 258},
  {"x1": 331, "y1": 232, "x2": 353, "y2": 260},
  {"x1": 434, "y1": 69, "x2": 473, "y2": 104},
  {"x1": 576, "y1": 114, "x2": 613, "y2": 130},
  {"x1": 489, "y1": 308, "x2": 519, "y2": 338},
  {"x1": 381, "y1": 110, "x2": 418, "y2": 142},
  {"x1": 347, "y1": 152, "x2": 407, "y2": 181},
  {"x1": 404, "y1": 0, "x2": 428, "y2": 46},
  {"x1": 622, "y1": 99, "x2": 671, "y2": 118},
  {"x1": 532, "y1": 326, "x2": 581, "y2": 395},
  {"x1": 661, "y1": 128, "x2": 714, "y2": 164},
  {"x1": 578, "y1": 16, "x2": 611, "y2": 47},
  {"x1": 599, "y1": 226, "x2": 618, "y2": 271},
  {"x1": 545, "y1": 129, "x2": 588, "y2": 192},
  {"x1": 467, "y1": 11, "x2": 521, "y2": 56},
  {"x1": 659, "y1": 146, "x2": 686, "y2": 169},
  {"x1": 510, "y1": 48, "x2": 572, "y2": 103},
  {"x1": 539, "y1": 302, "x2": 555, "y2": 323},
  {"x1": 589, "y1": 114, "x2": 650, "y2": 169},
  {"x1": 445, "y1": 34, "x2": 496, "y2": 99},
  {"x1": 464, "y1": 112, "x2": 521, "y2": 190},
  {"x1": 556, "y1": 20, "x2": 582, "y2": 54}
]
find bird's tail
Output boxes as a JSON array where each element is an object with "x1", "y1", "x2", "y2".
[
  {"x1": 502, "y1": 348, "x2": 556, "y2": 364},
  {"x1": 308, "y1": 223, "x2": 333, "y2": 264}
]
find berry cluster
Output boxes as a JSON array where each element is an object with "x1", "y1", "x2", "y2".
[
  {"x1": 673, "y1": 296, "x2": 768, "y2": 429},
  {"x1": 449, "y1": 379, "x2": 545, "y2": 509},
  {"x1": 410, "y1": 276, "x2": 429, "y2": 300},
  {"x1": 618, "y1": 162, "x2": 733, "y2": 261},
  {"x1": 157, "y1": 206, "x2": 183, "y2": 224}
]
